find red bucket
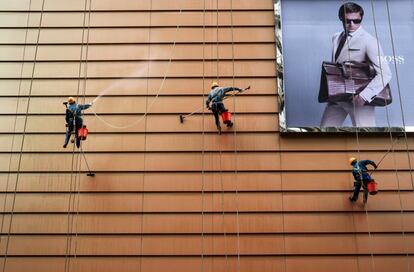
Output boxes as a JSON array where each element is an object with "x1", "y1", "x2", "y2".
[
  {"x1": 78, "y1": 125, "x2": 88, "y2": 141},
  {"x1": 221, "y1": 111, "x2": 232, "y2": 124},
  {"x1": 367, "y1": 180, "x2": 378, "y2": 195}
]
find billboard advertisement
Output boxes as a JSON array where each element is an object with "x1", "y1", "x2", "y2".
[{"x1": 277, "y1": 0, "x2": 414, "y2": 132}]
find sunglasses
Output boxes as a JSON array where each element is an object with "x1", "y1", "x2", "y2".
[{"x1": 342, "y1": 19, "x2": 362, "y2": 24}]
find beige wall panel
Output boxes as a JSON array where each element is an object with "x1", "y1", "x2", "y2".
[
  {"x1": 0, "y1": 256, "x2": 285, "y2": 272},
  {"x1": 0, "y1": 78, "x2": 276, "y2": 96},
  {"x1": 0, "y1": 60, "x2": 276, "y2": 78},
  {"x1": 6, "y1": 212, "x2": 414, "y2": 234},
  {"x1": 1, "y1": 172, "x2": 282, "y2": 192},
  {"x1": 0, "y1": 235, "x2": 285, "y2": 255},
  {"x1": 355, "y1": 256, "x2": 414, "y2": 272},
  {"x1": 0, "y1": 0, "x2": 84, "y2": 11},
  {"x1": 1, "y1": 257, "x2": 64, "y2": 272},
  {"x1": 285, "y1": 234, "x2": 414, "y2": 254},
  {"x1": 3, "y1": 256, "x2": 412, "y2": 272},
  {"x1": 3, "y1": 11, "x2": 274, "y2": 28},
  {"x1": 281, "y1": 152, "x2": 414, "y2": 171},
  {"x1": 1, "y1": 234, "x2": 414, "y2": 255},
  {"x1": 8, "y1": 133, "x2": 279, "y2": 152},
  {"x1": 0, "y1": 28, "x2": 84, "y2": 44},
  {"x1": 0, "y1": 27, "x2": 275, "y2": 44},
  {"x1": 0, "y1": 44, "x2": 275, "y2": 61},
  {"x1": 3, "y1": 149, "x2": 414, "y2": 172},
  {"x1": 280, "y1": 135, "x2": 414, "y2": 151},
  {"x1": 1, "y1": 192, "x2": 414, "y2": 213},
  {"x1": 2, "y1": 170, "x2": 412, "y2": 193},
  {"x1": 0, "y1": 95, "x2": 277, "y2": 114},
  {"x1": 286, "y1": 256, "x2": 414, "y2": 272},
  {"x1": 0, "y1": 114, "x2": 277, "y2": 133},
  {"x1": 2, "y1": 152, "x2": 280, "y2": 172},
  {"x1": 0, "y1": 192, "x2": 283, "y2": 213},
  {"x1": 0, "y1": 12, "x2": 42, "y2": 28},
  {"x1": 285, "y1": 212, "x2": 414, "y2": 233},
  {"x1": 4, "y1": 133, "x2": 413, "y2": 153},
  {"x1": 0, "y1": 45, "x2": 33, "y2": 61},
  {"x1": 93, "y1": 0, "x2": 273, "y2": 11},
  {"x1": 88, "y1": 27, "x2": 275, "y2": 44},
  {"x1": 283, "y1": 192, "x2": 414, "y2": 212},
  {"x1": 0, "y1": 0, "x2": 274, "y2": 11},
  {"x1": 4, "y1": 213, "x2": 285, "y2": 234},
  {"x1": 281, "y1": 171, "x2": 414, "y2": 191}
]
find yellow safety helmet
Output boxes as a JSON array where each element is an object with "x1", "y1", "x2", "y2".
[
  {"x1": 349, "y1": 157, "x2": 357, "y2": 165},
  {"x1": 67, "y1": 97, "x2": 76, "y2": 104},
  {"x1": 211, "y1": 82, "x2": 219, "y2": 89}
]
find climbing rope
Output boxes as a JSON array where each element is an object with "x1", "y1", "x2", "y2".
[
  {"x1": 64, "y1": 0, "x2": 92, "y2": 271},
  {"x1": 229, "y1": 1, "x2": 242, "y2": 270},
  {"x1": 384, "y1": 0, "x2": 414, "y2": 190},
  {"x1": 200, "y1": 1, "x2": 207, "y2": 271},
  {"x1": 214, "y1": 0, "x2": 230, "y2": 268},
  {"x1": 382, "y1": 1, "x2": 412, "y2": 270},
  {"x1": 341, "y1": 1, "x2": 374, "y2": 270},
  {"x1": 89, "y1": 9, "x2": 183, "y2": 130},
  {"x1": 2, "y1": 0, "x2": 46, "y2": 271},
  {"x1": 0, "y1": 0, "x2": 33, "y2": 260},
  {"x1": 274, "y1": 1, "x2": 288, "y2": 270},
  {"x1": 139, "y1": 0, "x2": 153, "y2": 270}
]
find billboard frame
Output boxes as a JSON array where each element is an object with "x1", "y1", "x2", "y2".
[{"x1": 274, "y1": 0, "x2": 410, "y2": 134}]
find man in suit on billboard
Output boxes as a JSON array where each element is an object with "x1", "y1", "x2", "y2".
[{"x1": 320, "y1": 2, "x2": 392, "y2": 127}]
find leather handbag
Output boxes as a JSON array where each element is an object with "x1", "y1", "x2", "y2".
[{"x1": 318, "y1": 61, "x2": 392, "y2": 106}]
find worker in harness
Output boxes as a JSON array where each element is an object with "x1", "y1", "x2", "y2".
[
  {"x1": 63, "y1": 97, "x2": 93, "y2": 148},
  {"x1": 205, "y1": 82, "x2": 245, "y2": 134},
  {"x1": 348, "y1": 157, "x2": 377, "y2": 203}
]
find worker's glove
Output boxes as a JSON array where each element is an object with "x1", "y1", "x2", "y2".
[
  {"x1": 373, "y1": 164, "x2": 378, "y2": 169},
  {"x1": 65, "y1": 124, "x2": 68, "y2": 127}
]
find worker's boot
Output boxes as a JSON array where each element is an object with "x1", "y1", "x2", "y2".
[
  {"x1": 217, "y1": 125, "x2": 222, "y2": 135},
  {"x1": 63, "y1": 143, "x2": 67, "y2": 148},
  {"x1": 349, "y1": 196, "x2": 357, "y2": 202}
]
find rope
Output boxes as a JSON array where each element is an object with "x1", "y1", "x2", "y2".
[
  {"x1": 2, "y1": 0, "x2": 46, "y2": 270},
  {"x1": 229, "y1": 1, "x2": 241, "y2": 270},
  {"x1": 384, "y1": 0, "x2": 414, "y2": 191},
  {"x1": 382, "y1": 1, "x2": 412, "y2": 270},
  {"x1": 214, "y1": 0, "x2": 229, "y2": 269},
  {"x1": 200, "y1": 0, "x2": 206, "y2": 270},
  {"x1": 274, "y1": 1, "x2": 287, "y2": 271},
  {"x1": 341, "y1": 2, "x2": 375, "y2": 270},
  {"x1": 0, "y1": 0, "x2": 32, "y2": 258},
  {"x1": 139, "y1": 0, "x2": 153, "y2": 270},
  {"x1": 64, "y1": 0, "x2": 92, "y2": 271},
  {"x1": 89, "y1": 9, "x2": 183, "y2": 130},
  {"x1": 73, "y1": 0, "x2": 94, "y2": 269}
]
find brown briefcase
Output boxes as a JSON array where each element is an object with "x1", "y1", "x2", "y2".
[{"x1": 318, "y1": 61, "x2": 392, "y2": 106}]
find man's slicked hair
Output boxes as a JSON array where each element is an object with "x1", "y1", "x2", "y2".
[{"x1": 338, "y1": 2, "x2": 364, "y2": 21}]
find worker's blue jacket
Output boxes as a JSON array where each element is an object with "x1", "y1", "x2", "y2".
[
  {"x1": 66, "y1": 103, "x2": 92, "y2": 124},
  {"x1": 352, "y1": 160, "x2": 377, "y2": 182},
  {"x1": 206, "y1": 86, "x2": 242, "y2": 107}
]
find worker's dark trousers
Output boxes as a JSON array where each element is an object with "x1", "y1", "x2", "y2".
[
  {"x1": 211, "y1": 102, "x2": 227, "y2": 128},
  {"x1": 64, "y1": 120, "x2": 83, "y2": 148},
  {"x1": 351, "y1": 178, "x2": 370, "y2": 201}
]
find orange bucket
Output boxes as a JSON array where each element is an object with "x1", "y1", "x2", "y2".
[
  {"x1": 367, "y1": 180, "x2": 378, "y2": 195},
  {"x1": 78, "y1": 125, "x2": 88, "y2": 141},
  {"x1": 221, "y1": 111, "x2": 232, "y2": 124}
]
